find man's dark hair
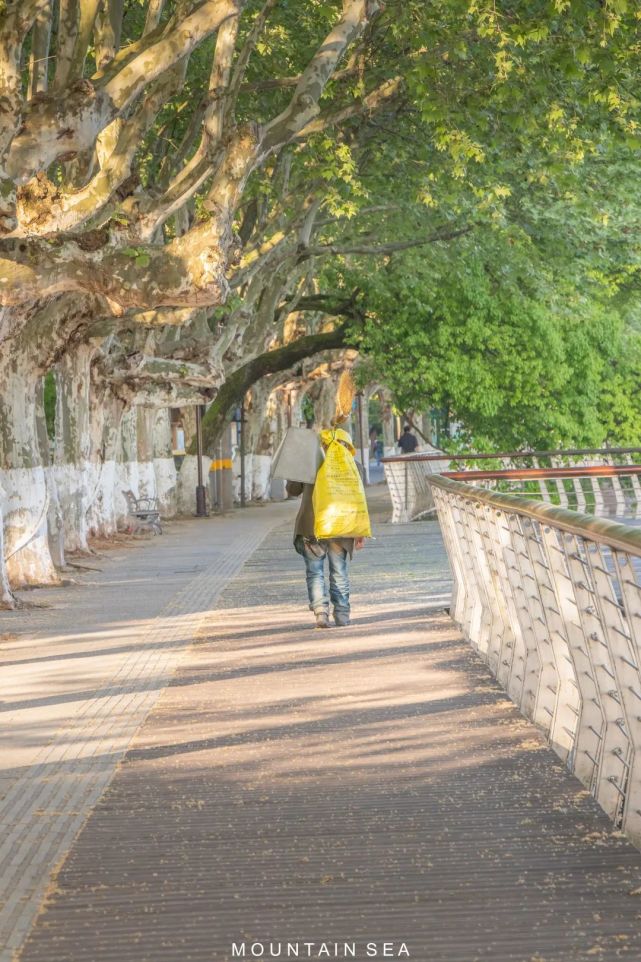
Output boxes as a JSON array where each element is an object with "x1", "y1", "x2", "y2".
[{"x1": 403, "y1": 425, "x2": 411, "y2": 432}]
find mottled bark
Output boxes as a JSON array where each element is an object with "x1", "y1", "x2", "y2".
[
  {"x1": 307, "y1": 373, "x2": 341, "y2": 431},
  {"x1": 94, "y1": 0, "x2": 124, "y2": 69},
  {"x1": 0, "y1": 2, "x2": 49, "y2": 231},
  {"x1": 53, "y1": 0, "x2": 102, "y2": 90},
  {"x1": 16, "y1": 65, "x2": 185, "y2": 237},
  {"x1": 381, "y1": 395, "x2": 396, "y2": 449},
  {"x1": 27, "y1": 1, "x2": 53, "y2": 98},
  {"x1": 7, "y1": 1, "x2": 238, "y2": 181},
  {"x1": 232, "y1": 379, "x2": 274, "y2": 502},
  {"x1": 144, "y1": 0, "x2": 166, "y2": 36},
  {"x1": 0, "y1": 225, "x2": 231, "y2": 312},
  {"x1": 135, "y1": 406, "x2": 158, "y2": 501},
  {"x1": 151, "y1": 408, "x2": 178, "y2": 516},
  {"x1": 0, "y1": 499, "x2": 15, "y2": 607},
  {"x1": 53, "y1": 344, "x2": 96, "y2": 552}
]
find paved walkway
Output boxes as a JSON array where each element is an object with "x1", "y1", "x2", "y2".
[
  {"x1": 4, "y1": 491, "x2": 641, "y2": 962},
  {"x1": 0, "y1": 503, "x2": 295, "y2": 962}
]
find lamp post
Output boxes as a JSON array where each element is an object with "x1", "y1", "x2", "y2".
[
  {"x1": 232, "y1": 401, "x2": 247, "y2": 508},
  {"x1": 357, "y1": 392, "x2": 367, "y2": 485},
  {"x1": 195, "y1": 403, "x2": 208, "y2": 516}
]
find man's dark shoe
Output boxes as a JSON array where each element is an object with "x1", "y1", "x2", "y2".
[
  {"x1": 333, "y1": 611, "x2": 350, "y2": 627},
  {"x1": 315, "y1": 611, "x2": 331, "y2": 629}
]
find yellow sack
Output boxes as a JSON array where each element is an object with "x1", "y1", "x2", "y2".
[{"x1": 313, "y1": 429, "x2": 372, "y2": 539}]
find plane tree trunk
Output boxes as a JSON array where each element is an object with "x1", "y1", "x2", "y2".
[
  {"x1": 53, "y1": 343, "x2": 99, "y2": 553},
  {"x1": 0, "y1": 350, "x2": 59, "y2": 593}
]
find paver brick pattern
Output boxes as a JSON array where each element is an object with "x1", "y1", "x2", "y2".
[
  {"x1": 15, "y1": 499, "x2": 641, "y2": 962},
  {"x1": 0, "y1": 504, "x2": 294, "y2": 962}
]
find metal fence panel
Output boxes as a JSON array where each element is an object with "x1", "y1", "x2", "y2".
[{"x1": 430, "y1": 475, "x2": 641, "y2": 848}]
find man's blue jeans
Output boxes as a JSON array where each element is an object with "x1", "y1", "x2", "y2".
[{"x1": 299, "y1": 539, "x2": 350, "y2": 616}]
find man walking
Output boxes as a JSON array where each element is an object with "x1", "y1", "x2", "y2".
[
  {"x1": 286, "y1": 431, "x2": 364, "y2": 629},
  {"x1": 398, "y1": 424, "x2": 419, "y2": 454}
]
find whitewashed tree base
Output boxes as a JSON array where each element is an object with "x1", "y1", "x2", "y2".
[
  {"x1": 232, "y1": 453, "x2": 274, "y2": 502},
  {"x1": 1, "y1": 467, "x2": 59, "y2": 588},
  {"x1": 153, "y1": 457, "x2": 178, "y2": 516}
]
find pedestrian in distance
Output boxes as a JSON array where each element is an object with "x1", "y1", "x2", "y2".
[
  {"x1": 398, "y1": 424, "x2": 419, "y2": 454},
  {"x1": 286, "y1": 430, "x2": 366, "y2": 630}
]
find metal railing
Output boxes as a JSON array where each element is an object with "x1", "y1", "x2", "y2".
[
  {"x1": 445, "y1": 464, "x2": 641, "y2": 520},
  {"x1": 429, "y1": 474, "x2": 641, "y2": 847},
  {"x1": 380, "y1": 451, "x2": 449, "y2": 523},
  {"x1": 381, "y1": 448, "x2": 641, "y2": 524}
]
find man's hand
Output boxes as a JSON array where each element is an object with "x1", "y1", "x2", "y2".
[
  {"x1": 355, "y1": 537, "x2": 365, "y2": 551},
  {"x1": 286, "y1": 480, "x2": 304, "y2": 498}
]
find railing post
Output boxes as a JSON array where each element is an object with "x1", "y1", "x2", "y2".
[
  {"x1": 504, "y1": 514, "x2": 548, "y2": 723},
  {"x1": 556, "y1": 536, "x2": 626, "y2": 814},
  {"x1": 512, "y1": 520, "x2": 558, "y2": 739},
  {"x1": 542, "y1": 531, "x2": 608, "y2": 793},
  {"x1": 571, "y1": 476, "x2": 587, "y2": 513},
  {"x1": 610, "y1": 474, "x2": 627, "y2": 515},
  {"x1": 612, "y1": 550, "x2": 641, "y2": 846},
  {"x1": 587, "y1": 546, "x2": 640, "y2": 830},
  {"x1": 382, "y1": 462, "x2": 404, "y2": 523},
  {"x1": 459, "y1": 497, "x2": 497, "y2": 662},
  {"x1": 483, "y1": 507, "x2": 529, "y2": 707},
  {"x1": 538, "y1": 526, "x2": 605, "y2": 777},
  {"x1": 472, "y1": 501, "x2": 518, "y2": 687},
  {"x1": 624, "y1": 455, "x2": 641, "y2": 512},
  {"x1": 589, "y1": 471, "x2": 606, "y2": 516},
  {"x1": 535, "y1": 528, "x2": 583, "y2": 764},
  {"x1": 404, "y1": 461, "x2": 408, "y2": 521},
  {"x1": 432, "y1": 489, "x2": 467, "y2": 624},
  {"x1": 433, "y1": 489, "x2": 485, "y2": 647}
]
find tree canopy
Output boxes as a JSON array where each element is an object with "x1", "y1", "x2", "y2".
[
  {"x1": 346, "y1": 230, "x2": 638, "y2": 449},
  {"x1": 319, "y1": 143, "x2": 641, "y2": 450}
]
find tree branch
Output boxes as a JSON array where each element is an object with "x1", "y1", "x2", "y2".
[
  {"x1": 53, "y1": 0, "x2": 102, "y2": 91},
  {"x1": 6, "y1": 0, "x2": 238, "y2": 181},
  {"x1": 195, "y1": 324, "x2": 354, "y2": 454},
  {"x1": 204, "y1": 4, "x2": 241, "y2": 142},
  {"x1": 14, "y1": 65, "x2": 187, "y2": 236},
  {"x1": 0, "y1": 224, "x2": 230, "y2": 313},
  {"x1": 94, "y1": 0, "x2": 124, "y2": 70},
  {"x1": 27, "y1": 1, "x2": 53, "y2": 97},
  {"x1": 144, "y1": 0, "x2": 166, "y2": 35},
  {"x1": 0, "y1": 0, "x2": 51, "y2": 171},
  {"x1": 282, "y1": 291, "x2": 363, "y2": 317},
  {"x1": 301, "y1": 225, "x2": 473, "y2": 259},
  {"x1": 133, "y1": 6, "x2": 242, "y2": 236},
  {"x1": 104, "y1": 352, "x2": 220, "y2": 387},
  {"x1": 293, "y1": 76, "x2": 403, "y2": 141},
  {"x1": 226, "y1": 0, "x2": 279, "y2": 106},
  {"x1": 257, "y1": 0, "x2": 381, "y2": 160}
]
